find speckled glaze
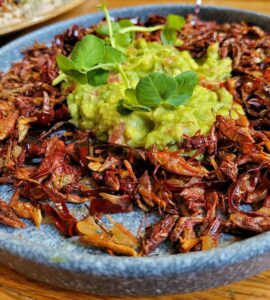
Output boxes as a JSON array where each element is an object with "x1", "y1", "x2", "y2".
[{"x1": 1, "y1": 4, "x2": 270, "y2": 297}]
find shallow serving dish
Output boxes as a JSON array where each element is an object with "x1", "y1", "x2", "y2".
[{"x1": 1, "y1": 4, "x2": 270, "y2": 296}]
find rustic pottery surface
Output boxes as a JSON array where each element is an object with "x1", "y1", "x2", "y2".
[{"x1": 1, "y1": 3, "x2": 270, "y2": 297}]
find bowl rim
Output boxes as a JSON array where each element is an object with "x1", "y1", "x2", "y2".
[{"x1": 1, "y1": 3, "x2": 270, "y2": 278}]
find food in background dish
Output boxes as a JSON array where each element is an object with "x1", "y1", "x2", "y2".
[{"x1": 0, "y1": 0, "x2": 75, "y2": 28}]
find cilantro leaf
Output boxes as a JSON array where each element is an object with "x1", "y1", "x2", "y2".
[
  {"x1": 71, "y1": 35, "x2": 105, "y2": 70},
  {"x1": 136, "y1": 72, "x2": 177, "y2": 108},
  {"x1": 87, "y1": 69, "x2": 109, "y2": 86}
]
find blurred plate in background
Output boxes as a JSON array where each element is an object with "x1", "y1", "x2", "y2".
[{"x1": 0, "y1": 0, "x2": 87, "y2": 36}]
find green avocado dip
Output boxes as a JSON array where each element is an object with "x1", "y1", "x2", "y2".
[
  {"x1": 54, "y1": 10, "x2": 243, "y2": 149},
  {"x1": 65, "y1": 39, "x2": 242, "y2": 148}
]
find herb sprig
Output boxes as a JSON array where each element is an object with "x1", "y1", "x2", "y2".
[
  {"x1": 96, "y1": 20, "x2": 164, "y2": 49},
  {"x1": 161, "y1": 14, "x2": 186, "y2": 45},
  {"x1": 53, "y1": 34, "x2": 125, "y2": 86},
  {"x1": 53, "y1": 4, "x2": 187, "y2": 87},
  {"x1": 98, "y1": 4, "x2": 130, "y2": 88},
  {"x1": 96, "y1": 12, "x2": 185, "y2": 47},
  {"x1": 117, "y1": 70, "x2": 199, "y2": 115},
  {"x1": 53, "y1": 4, "x2": 193, "y2": 113}
]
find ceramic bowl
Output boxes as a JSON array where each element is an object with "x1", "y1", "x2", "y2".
[{"x1": 1, "y1": 4, "x2": 270, "y2": 296}]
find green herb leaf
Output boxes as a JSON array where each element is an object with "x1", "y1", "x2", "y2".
[
  {"x1": 96, "y1": 22, "x2": 121, "y2": 36},
  {"x1": 96, "y1": 19, "x2": 134, "y2": 48},
  {"x1": 118, "y1": 70, "x2": 199, "y2": 114},
  {"x1": 174, "y1": 70, "x2": 199, "y2": 93},
  {"x1": 125, "y1": 88, "x2": 138, "y2": 105},
  {"x1": 167, "y1": 14, "x2": 186, "y2": 30},
  {"x1": 117, "y1": 99, "x2": 133, "y2": 115},
  {"x1": 117, "y1": 89, "x2": 151, "y2": 115},
  {"x1": 69, "y1": 70, "x2": 88, "y2": 84},
  {"x1": 118, "y1": 19, "x2": 134, "y2": 28},
  {"x1": 115, "y1": 32, "x2": 133, "y2": 47},
  {"x1": 136, "y1": 72, "x2": 177, "y2": 108},
  {"x1": 87, "y1": 69, "x2": 109, "y2": 86},
  {"x1": 116, "y1": 19, "x2": 134, "y2": 47},
  {"x1": 71, "y1": 35, "x2": 105, "y2": 70},
  {"x1": 160, "y1": 28, "x2": 177, "y2": 45},
  {"x1": 56, "y1": 54, "x2": 78, "y2": 73},
  {"x1": 124, "y1": 89, "x2": 151, "y2": 111},
  {"x1": 161, "y1": 14, "x2": 186, "y2": 45},
  {"x1": 54, "y1": 55, "x2": 87, "y2": 84},
  {"x1": 166, "y1": 71, "x2": 199, "y2": 107},
  {"x1": 129, "y1": 104, "x2": 152, "y2": 112},
  {"x1": 102, "y1": 46, "x2": 126, "y2": 64}
]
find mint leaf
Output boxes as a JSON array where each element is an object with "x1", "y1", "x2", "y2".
[
  {"x1": 87, "y1": 69, "x2": 109, "y2": 86},
  {"x1": 71, "y1": 35, "x2": 105, "y2": 70},
  {"x1": 103, "y1": 46, "x2": 125, "y2": 64},
  {"x1": 166, "y1": 71, "x2": 199, "y2": 107},
  {"x1": 136, "y1": 72, "x2": 177, "y2": 108},
  {"x1": 167, "y1": 14, "x2": 186, "y2": 30}
]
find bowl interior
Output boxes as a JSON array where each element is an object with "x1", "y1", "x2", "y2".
[{"x1": 1, "y1": 4, "x2": 270, "y2": 276}]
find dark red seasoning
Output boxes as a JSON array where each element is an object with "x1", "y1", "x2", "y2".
[{"x1": 0, "y1": 14, "x2": 270, "y2": 256}]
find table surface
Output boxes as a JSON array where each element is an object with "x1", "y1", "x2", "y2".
[{"x1": 1, "y1": 0, "x2": 270, "y2": 299}]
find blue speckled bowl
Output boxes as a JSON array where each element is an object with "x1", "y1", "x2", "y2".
[{"x1": 1, "y1": 4, "x2": 270, "y2": 297}]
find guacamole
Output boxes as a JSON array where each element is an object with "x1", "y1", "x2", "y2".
[{"x1": 67, "y1": 40, "x2": 242, "y2": 148}]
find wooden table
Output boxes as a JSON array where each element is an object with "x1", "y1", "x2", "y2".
[{"x1": 1, "y1": 0, "x2": 270, "y2": 299}]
